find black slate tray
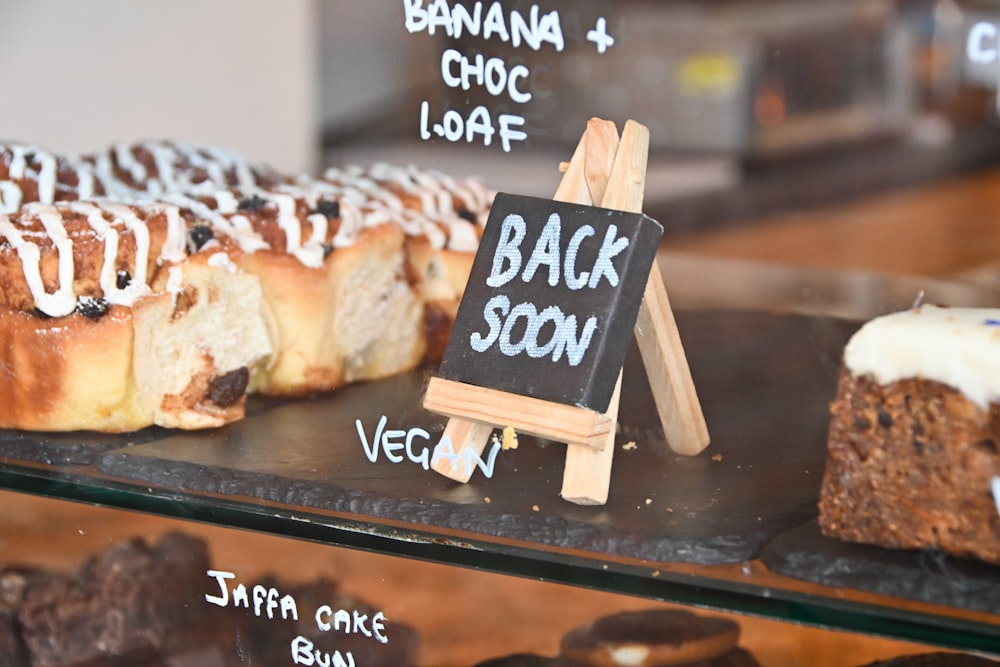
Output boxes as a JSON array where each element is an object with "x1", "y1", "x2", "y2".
[
  {"x1": 85, "y1": 310, "x2": 857, "y2": 566},
  {"x1": 0, "y1": 427, "x2": 168, "y2": 466},
  {"x1": 760, "y1": 520, "x2": 1000, "y2": 614}
]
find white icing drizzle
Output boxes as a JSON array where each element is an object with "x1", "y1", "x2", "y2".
[
  {"x1": 8, "y1": 145, "x2": 30, "y2": 179},
  {"x1": 166, "y1": 264, "x2": 184, "y2": 294},
  {"x1": 1, "y1": 140, "x2": 494, "y2": 292},
  {"x1": 35, "y1": 151, "x2": 57, "y2": 204},
  {"x1": 158, "y1": 174, "x2": 463, "y2": 269},
  {"x1": 209, "y1": 189, "x2": 240, "y2": 214},
  {"x1": 158, "y1": 192, "x2": 271, "y2": 255},
  {"x1": 269, "y1": 191, "x2": 305, "y2": 265},
  {"x1": 202, "y1": 143, "x2": 259, "y2": 190},
  {"x1": 149, "y1": 201, "x2": 189, "y2": 264},
  {"x1": 992, "y1": 476, "x2": 1000, "y2": 517},
  {"x1": 0, "y1": 203, "x2": 76, "y2": 316},
  {"x1": 110, "y1": 141, "x2": 270, "y2": 194},
  {"x1": 0, "y1": 198, "x2": 193, "y2": 315},
  {"x1": 161, "y1": 187, "x2": 330, "y2": 268},
  {"x1": 68, "y1": 202, "x2": 122, "y2": 304},
  {"x1": 315, "y1": 163, "x2": 493, "y2": 252},
  {"x1": 0, "y1": 181, "x2": 22, "y2": 214},
  {"x1": 1, "y1": 144, "x2": 123, "y2": 214},
  {"x1": 113, "y1": 142, "x2": 148, "y2": 185},
  {"x1": 305, "y1": 213, "x2": 328, "y2": 249},
  {"x1": 146, "y1": 143, "x2": 178, "y2": 195},
  {"x1": 227, "y1": 213, "x2": 257, "y2": 237},
  {"x1": 332, "y1": 200, "x2": 363, "y2": 248},
  {"x1": 845, "y1": 305, "x2": 1000, "y2": 409},
  {"x1": 27, "y1": 205, "x2": 75, "y2": 315},
  {"x1": 87, "y1": 152, "x2": 134, "y2": 201},
  {"x1": 2, "y1": 145, "x2": 61, "y2": 213},
  {"x1": 207, "y1": 251, "x2": 238, "y2": 273},
  {"x1": 65, "y1": 202, "x2": 152, "y2": 306},
  {"x1": 63, "y1": 155, "x2": 97, "y2": 199},
  {"x1": 93, "y1": 202, "x2": 152, "y2": 292}
]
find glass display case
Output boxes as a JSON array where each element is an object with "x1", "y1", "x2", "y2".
[{"x1": 1, "y1": 1, "x2": 999, "y2": 665}]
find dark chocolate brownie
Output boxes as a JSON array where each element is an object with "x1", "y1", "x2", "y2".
[{"x1": 16, "y1": 531, "x2": 212, "y2": 667}]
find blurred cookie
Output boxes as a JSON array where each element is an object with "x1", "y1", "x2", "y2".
[
  {"x1": 859, "y1": 653, "x2": 998, "y2": 666},
  {"x1": 473, "y1": 654, "x2": 572, "y2": 667},
  {"x1": 559, "y1": 609, "x2": 748, "y2": 667}
]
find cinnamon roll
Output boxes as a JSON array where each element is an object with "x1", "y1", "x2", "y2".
[
  {"x1": 0, "y1": 140, "x2": 493, "y2": 430},
  {"x1": 0, "y1": 199, "x2": 272, "y2": 431}
]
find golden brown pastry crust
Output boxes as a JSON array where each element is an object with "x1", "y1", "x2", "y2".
[
  {"x1": 0, "y1": 259, "x2": 273, "y2": 433},
  {"x1": 154, "y1": 170, "x2": 490, "y2": 395},
  {"x1": 241, "y1": 223, "x2": 425, "y2": 395},
  {"x1": 0, "y1": 306, "x2": 143, "y2": 431}
]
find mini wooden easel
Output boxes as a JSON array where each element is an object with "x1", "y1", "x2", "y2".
[{"x1": 423, "y1": 118, "x2": 709, "y2": 505}]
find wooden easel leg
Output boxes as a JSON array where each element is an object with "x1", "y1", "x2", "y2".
[
  {"x1": 560, "y1": 119, "x2": 644, "y2": 505},
  {"x1": 588, "y1": 118, "x2": 707, "y2": 457},
  {"x1": 560, "y1": 372, "x2": 621, "y2": 505},
  {"x1": 635, "y1": 266, "x2": 710, "y2": 456},
  {"x1": 431, "y1": 417, "x2": 494, "y2": 483}
]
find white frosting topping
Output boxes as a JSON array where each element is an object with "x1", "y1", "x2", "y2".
[{"x1": 844, "y1": 305, "x2": 1000, "y2": 408}]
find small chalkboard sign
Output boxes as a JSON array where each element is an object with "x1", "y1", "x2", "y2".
[
  {"x1": 438, "y1": 193, "x2": 663, "y2": 412},
  {"x1": 423, "y1": 118, "x2": 708, "y2": 505}
]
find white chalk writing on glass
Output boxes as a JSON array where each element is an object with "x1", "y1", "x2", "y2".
[
  {"x1": 203, "y1": 569, "x2": 391, "y2": 666},
  {"x1": 402, "y1": 0, "x2": 614, "y2": 151},
  {"x1": 966, "y1": 21, "x2": 1000, "y2": 113}
]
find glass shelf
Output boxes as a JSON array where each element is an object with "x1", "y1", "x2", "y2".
[{"x1": 2, "y1": 254, "x2": 999, "y2": 656}]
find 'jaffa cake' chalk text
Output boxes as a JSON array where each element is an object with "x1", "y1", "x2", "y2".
[{"x1": 205, "y1": 569, "x2": 390, "y2": 667}]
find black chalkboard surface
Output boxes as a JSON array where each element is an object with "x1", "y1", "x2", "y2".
[{"x1": 438, "y1": 192, "x2": 662, "y2": 413}]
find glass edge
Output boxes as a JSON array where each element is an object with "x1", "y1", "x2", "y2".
[{"x1": 1, "y1": 464, "x2": 997, "y2": 656}]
